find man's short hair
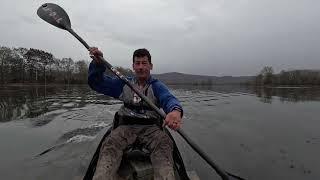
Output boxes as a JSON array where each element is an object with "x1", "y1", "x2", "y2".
[{"x1": 133, "y1": 48, "x2": 151, "y2": 63}]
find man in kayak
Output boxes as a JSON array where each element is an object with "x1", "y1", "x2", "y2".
[{"x1": 88, "y1": 47, "x2": 183, "y2": 180}]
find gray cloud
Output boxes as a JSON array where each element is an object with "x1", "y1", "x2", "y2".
[{"x1": 0, "y1": 0, "x2": 319, "y2": 76}]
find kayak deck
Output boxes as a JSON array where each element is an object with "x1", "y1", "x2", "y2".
[
  {"x1": 83, "y1": 125, "x2": 198, "y2": 180},
  {"x1": 117, "y1": 148, "x2": 200, "y2": 180}
]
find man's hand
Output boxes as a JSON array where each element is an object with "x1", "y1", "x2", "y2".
[
  {"x1": 89, "y1": 47, "x2": 103, "y2": 64},
  {"x1": 163, "y1": 110, "x2": 182, "y2": 131}
]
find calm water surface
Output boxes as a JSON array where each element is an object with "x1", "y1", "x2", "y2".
[{"x1": 0, "y1": 85, "x2": 319, "y2": 180}]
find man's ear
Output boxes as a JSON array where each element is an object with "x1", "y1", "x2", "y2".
[{"x1": 150, "y1": 63, "x2": 153, "y2": 70}]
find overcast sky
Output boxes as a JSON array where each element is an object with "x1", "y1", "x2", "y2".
[{"x1": 0, "y1": 0, "x2": 319, "y2": 76}]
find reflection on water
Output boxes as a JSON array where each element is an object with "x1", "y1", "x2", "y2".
[
  {"x1": 0, "y1": 85, "x2": 120, "y2": 123},
  {"x1": 0, "y1": 85, "x2": 320, "y2": 180},
  {"x1": 250, "y1": 86, "x2": 320, "y2": 103},
  {"x1": 0, "y1": 85, "x2": 117, "y2": 180},
  {"x1": 170, "y1": 84, "x2": 320, "y2": 104},
  {"x1": 1, "y1": 85, "x2": 320, "y2": 123}
]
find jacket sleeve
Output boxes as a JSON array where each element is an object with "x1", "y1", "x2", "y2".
[
  {"x1": 152, "y1": 80, "x2": 183, "y2": 116},
  {"x1": 87, "y1": 61, "x2": 125, "y2": 98}
]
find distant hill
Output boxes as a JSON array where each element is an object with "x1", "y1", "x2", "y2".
[{"x1": 152, "y1": 72, "x2": 254, "y2": 85}]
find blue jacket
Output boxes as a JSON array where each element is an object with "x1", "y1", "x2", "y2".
[{"x1": 88, "y1": 61, "x2": 183, "y2": 115}]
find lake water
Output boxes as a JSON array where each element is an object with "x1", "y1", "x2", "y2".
[{"x1": 0, "y1": 84, "x2": 319, "y2": 180}]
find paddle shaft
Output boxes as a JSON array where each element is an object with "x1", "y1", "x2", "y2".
[{"x1": 66, "y1": 27, "x2": 231, "y2": 180}]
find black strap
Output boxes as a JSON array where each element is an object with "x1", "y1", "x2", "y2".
[
  {"x1": 118, "y1": 115, "x2": 160, "y2": 126},
  {"x1": 124, "y1": 103, "x2": 154, "y2": 111}
]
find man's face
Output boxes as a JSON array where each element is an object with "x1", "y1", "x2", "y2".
[{"x1": 132, "y1": 56, "x2": 153, "y2": 80}]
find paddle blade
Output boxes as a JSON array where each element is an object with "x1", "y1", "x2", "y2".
[{"x1": 37, "y1": 3, "x2": 71, "y2": 30}]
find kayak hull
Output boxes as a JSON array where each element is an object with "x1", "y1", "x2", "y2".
[{"x1": 83, "y1": 118, "x2": 190, "y2": 180}]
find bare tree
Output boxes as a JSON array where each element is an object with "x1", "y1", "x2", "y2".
[
  {"x1": 0, "y1": 47, "x2": 12, "y2": 85},
  {"x1": 260, "y1": 66, "x2": 274, "y2": 85},
  {"x1": 61, "y1": 58, "x2": 74, "y2": 84},
  {"x1": 75, "y1": 60, "x2": 89, "y2": 83}
]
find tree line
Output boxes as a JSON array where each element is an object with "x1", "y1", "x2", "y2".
[
  {"x1": 0, "y1": 46, "x2": 133, "y2": 85},
  {"x1": 251, "y1": 66, "x2": 320, "y2": 86}
]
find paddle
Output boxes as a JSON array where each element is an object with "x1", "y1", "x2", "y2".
[{"x1": 37, "y1": 3, "x2": 245, "y2": 180}]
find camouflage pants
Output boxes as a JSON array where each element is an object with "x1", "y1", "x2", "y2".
[{"x1": 93, "y1": 125, "x2": 175, "y2": 180}]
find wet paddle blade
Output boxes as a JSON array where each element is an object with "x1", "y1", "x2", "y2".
[{"x1": 37, "y1": 3, "x2": 71, "y2": 30}]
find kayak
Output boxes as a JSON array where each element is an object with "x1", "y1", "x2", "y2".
[
  {"x1": 83, "y1": 117, "x2": 195, "y2": 180},
  {"x1": 37, "y1": 3, "x2": 244, "y2": 180}
]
